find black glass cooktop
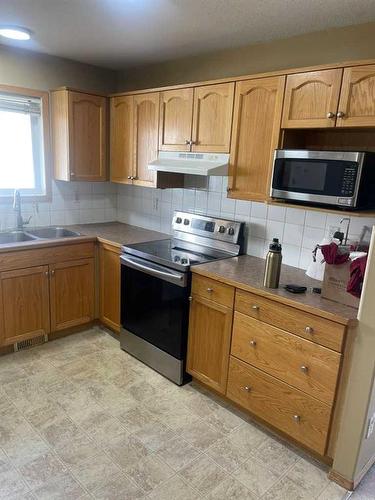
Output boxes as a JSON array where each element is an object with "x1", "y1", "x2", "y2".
[{"x1": 122, "y1": 239, "x2": 222, "y2": 271}]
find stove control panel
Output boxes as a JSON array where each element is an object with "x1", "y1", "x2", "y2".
[{"x1": 172, "y1": 211, "x2": 244, "y2": 245}]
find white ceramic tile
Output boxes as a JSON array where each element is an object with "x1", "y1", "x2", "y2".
[
  {"x1": 267, "y1": 205, "x2": 286, "y2": 222},
  {"x1": 302, "y1": 226, "x2": 325, "y2": 250},
  {"x1": 265, "y1": 220, "x2": 284, "y2": 242},
  {"x1": 249, "y1": 217, "x2": 267, "y2": 239},
  {"x1": 283, "y1": 223, "x2": 304, "y2": 247},
  {"x1": 285, "y1": 207, "x2": 306, "y2": 225},
  {"x1": 195, "y1": 190, "x2": 208, "y2": 213},
  {"x1": 235, "y1": 200, "x2": 251, "y2": 218},
  {"x1": 247, "y1": 238, "x2": 265, "y2": 258},
  {"x1": 220, "y1": 194, "x2": 236, "y2": 215},
  {"x1": 299, "y1": 248, "x2": 314, "y2": 270},
  {"x1": 305, "y1": 210, "x2": 327, "y2": 229},
  {"x1": 207, "y1": 192, "x2": 221, "y2": 214},
  {"x1": 183, "y1": 190, "x2": 196, "y2": 212},
  {"x1": 251, "y1": 202, "x2": 268, "y2": 220},
  {"x1": 282, "y1": 244, "x2": 301, "y2": 268},
  {"x1": 209, "y1": 176, "x2": 223, "y2": 193}
]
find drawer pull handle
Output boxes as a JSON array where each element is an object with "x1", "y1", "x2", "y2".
[
  {"x1": 293, "y1": 415, "x2": 301, "y2": 423},
  {"x1": 251, "y1": 305, "x2": 259, "y2": 311},
  {"x1": 250, "y1": 340, "x2": 257, "y2": 347},
  {"x1": 337, "y1": 111, "x2": 345, "y2": 119},
  {"x1": 206, "y1": 288, "x2": 213, "y2": 293},
  {"x1": 326, "y1": 111, "x2": 335, "y2": 119},
  {"x1": 244, "y1": 386, "x2": 251, "y2": 392},
  {"x1": 188, "y1": 296, "x2": 193, "y2": 302},
  {"x1": 300, "y1": 365, "x2": 308, "y2": 373},
  {"x1": 305, "y1": 326, "x2": 314, "y2": 334}
]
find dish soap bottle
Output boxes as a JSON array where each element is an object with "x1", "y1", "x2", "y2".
[{"x1": 264, "y1": 238, "x2": 282, "y2": 288}]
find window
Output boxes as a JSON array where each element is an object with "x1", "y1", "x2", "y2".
[{"x1": 0, "y1": 88, "x2": 49, "y2": 198}]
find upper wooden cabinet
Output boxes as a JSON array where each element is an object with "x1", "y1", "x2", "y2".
[
  {"x1": 159, "y1": 88, "x2": 193, "y2": 151},
  {"x1": 110, "y1": 95, "x2": 134, "y2": 184},
  {"x1": 158, "y1": 83, "x2": 234, "y2": 153},
  {"x1": 337, "y1": 64, "x2": 375, "y2": 127},
  {"x1": 228, "y1": 76, "x2": 285, "y2": 201},
  {"x1": 52, "y1": 89, "x2": 107, "y2": 181},
  {"x1": 282, "y1": 69, "x2": 343, "y2": 128},
  {"x1": 191, "y1": 83, "x2": 234, "y2": 152}
]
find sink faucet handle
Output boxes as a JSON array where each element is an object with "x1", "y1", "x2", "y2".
[{"x1": 23, "y1": 215, "x2": 32, "y2": 226}]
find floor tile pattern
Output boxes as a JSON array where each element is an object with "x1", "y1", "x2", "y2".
[{"x1": 0, "y1": 327, "x2": 371, "y2": 499}]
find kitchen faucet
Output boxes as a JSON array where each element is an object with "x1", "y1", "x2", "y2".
[{"x1": 13, "y1": 190, "x2": 32, "y2": 230}]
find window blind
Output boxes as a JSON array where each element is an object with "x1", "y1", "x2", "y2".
[{"x1": 0, "y1": 93, "x2": 41, "y2": 115}]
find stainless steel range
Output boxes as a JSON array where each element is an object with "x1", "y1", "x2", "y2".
[{"x1": 120, "y1": 211, "x2": 245, "y2": 385}]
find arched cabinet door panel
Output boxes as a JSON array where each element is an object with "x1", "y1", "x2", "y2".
[
  {"x1": 159, "y1": 88, "x2": 193, "y2": 151},
  {"x1": 110, "y1": 95, "x2": 134, "y2": 184},
  {"x1": 282, "y1": 69, "x2": 343, "y2": 128},
  {"x1": 192, "y1": 82, "x2": 234, "y2": 153},
  {"x1": 337, "y1": 64, "x2": 375, "y2": 127},
  {"x1": 228, "y1": 76, "x2": 285, "y2": 202}
]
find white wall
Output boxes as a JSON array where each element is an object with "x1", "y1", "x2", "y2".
[{"x1": 117, "y1": 179, "x2": 375, "y2": 270}]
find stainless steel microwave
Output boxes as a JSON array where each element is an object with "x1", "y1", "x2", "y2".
[{"x1": 270, "y1": 150, "x2": 375, "y2": 210}]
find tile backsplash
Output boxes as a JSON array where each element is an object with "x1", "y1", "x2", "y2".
[
  {"x1": 1, "y1": 176, "x2": 374, "y2": 271},
  {"x1": 117, "y1": 176, "x2": 375, "y2": 270}
]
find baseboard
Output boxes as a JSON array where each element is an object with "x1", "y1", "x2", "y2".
[{"x1": 329, "y1": 451, "x2": 375, "y2": 491}]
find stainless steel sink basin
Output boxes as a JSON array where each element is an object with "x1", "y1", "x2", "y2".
[
  {"x1": 0, "y1": 231, "x2": 37, "y2": 244},
  {"x1": 25, "y1": 227, "x2": 81, "y2": 239}
]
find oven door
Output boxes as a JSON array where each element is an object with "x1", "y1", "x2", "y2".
[
  {"x1": 271, "y1": 150, "x2": 362, "y2": 207},
  {"x1": 120, "y1": 254, "x2": 190, "y2": 360}
]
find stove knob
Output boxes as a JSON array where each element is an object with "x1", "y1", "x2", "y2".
[
  {"x1": 227, "y1": 226, "x2": 235, "y2": 235},
  {"x1": 175, "y1": 217, "x2": 182, "y2": 224},
  {"x1": 174, "y1": 255, "x2": 180, "y2": 262},
  {"x1": 180, "y1": 257, "x2": 188, "y2": 265},
  {"x1": 218, "y1": 225, "x2": 226, "y2": 233},
  {"x1": 183, "y1": 219, "x2": 190, "y2": 225}
]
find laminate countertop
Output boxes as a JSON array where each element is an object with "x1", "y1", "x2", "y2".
[{"x1": 192, "y1": 254, "x2": 358, "y2": 325}]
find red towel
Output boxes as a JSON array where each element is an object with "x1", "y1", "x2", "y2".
[
  {"x1": 320, "y1": 242, "x2": 350, "y2": 265},
  {"x1": 347, "y1": 255, "x2": 368, "y2": 298}
]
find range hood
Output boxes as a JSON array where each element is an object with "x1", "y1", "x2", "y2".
[{"x1": 148, "y1": 151, "x2": 229, "y2": 176}]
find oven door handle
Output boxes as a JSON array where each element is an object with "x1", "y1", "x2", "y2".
[{"x1": 120, "y1": 255, "x2": 187, "y2": 287}]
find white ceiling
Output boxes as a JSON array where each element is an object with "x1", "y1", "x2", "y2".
[{"x1": 1, "y1": 0, "x2": 375, "y2": 70}]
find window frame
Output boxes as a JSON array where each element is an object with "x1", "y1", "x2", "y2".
[{"x1": 0, "y1": 85, "x2": 51, "y2": 202}]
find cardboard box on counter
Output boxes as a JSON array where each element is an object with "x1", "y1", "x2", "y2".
[{"x1": 321, "y1": 261, "x2": 360, "y2": 309}]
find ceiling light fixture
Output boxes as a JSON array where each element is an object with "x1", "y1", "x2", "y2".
[{"x1": 0, "y1": 26, "x2": 32, "y2": 40}]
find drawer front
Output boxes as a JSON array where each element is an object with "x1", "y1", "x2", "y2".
[
  {"x1": 192, "y1": 274, "x2": 234, "y2": 307},
  {"x1": 235, "y1": 289, "x2": 345, "y2": 352},
  {"x1": 227, "y1": 357, "x2": 331, "y2": 455},
  {"x1": 231, "y1": 312, "x2": 341, "y2": 404}
]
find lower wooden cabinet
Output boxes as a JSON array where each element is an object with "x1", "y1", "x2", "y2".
[
  {"x1": 50, "y1": 258, "x2": 94, "y2": 331},
  {"x1": 187, "y1": 294, "x2": 233, "y2": 394},
  {"x1": 0, "y1": 243, "x2": 95, "y2": 347},
  {"x1": 227, "y1": 357, "x2": 331, "y2": 455},
  {"x1": 99, "y1": 242, "x2": 121, "y2": 332},
  {"x1": 0, "y1": 265, "x2": 50, "y2": 345}
]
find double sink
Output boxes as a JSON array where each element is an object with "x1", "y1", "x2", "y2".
[{"x1": 0, "y1": 227, "x2": 81, "y2": 245}]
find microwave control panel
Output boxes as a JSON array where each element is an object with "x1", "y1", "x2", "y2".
[{"x1": 341, "y1": 167, "x2": 357, "y2": 196}]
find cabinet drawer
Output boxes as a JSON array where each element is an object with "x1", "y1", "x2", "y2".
[
  {"x1": 192, "y1": 274, "x2": 234, "y2": 307},
  {"x1": 227, "y1": 357, "x2": 331, "y2": 455},
  {"x1": 235, "y1": 289, "x2": 345, "y2": 352},
  {"x1": 231, "y1": 312, "x2": 341, "y2": 404}
]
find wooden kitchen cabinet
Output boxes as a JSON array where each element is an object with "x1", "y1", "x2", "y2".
[
  {"x1": 159, "y1": 88, "x2": 194, "y2": 151},
  {"x1": 0, "y1": 266, "x2": 50, "y2": 346},
  {"x1": 99, "y1": 242, "x2": 121, "y2": 333},
  {"x1": 50, "y1": 258, "x2": 94, "y2": 331},
  {"x1": 133, "y1": 92, "x2": 160, "y2": 187},
  {"x1": 187, "y1": 293, "x2": 234, "y2": 394},
  {"x1": 191, "y1": 82, "x2": 234, "y2": 152},
  {"x1": 52, "y1": 89, "x2": 107, "y2": 181},
  {"x1": 228, "y1": 76, "x2": 285, "y2": 201},
  {"x1": 337, "y1": 64, "x2": 375, "y2": 127},
  {"x1": 110, "y1": 95, "x2": 134, "y2": 184},
  {"x1": 282, "y1": 69, "x2": 343, "y2": 128}
]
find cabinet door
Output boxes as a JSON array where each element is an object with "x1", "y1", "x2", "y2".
[
  {"x1": 69, "y1": 92, "x2": 107, "y2": 181},
  {"x1": 50, "y1": 258, "x2": 94, "y2": 332},
  {"x1": 337, "y1": 65, "x2": 375, "y2": 127},
  {"x1": 133, "y1": 92, "x2": 159, "y2": 187},
  {"x1": 0, "y1": 266, "x2": 50, "y2": 346},
  {"x1": 191, "y1": 82, "x2": 234, "y2": 152},
  {"x1": 282, "y1": 69, "x2": 343, "y2": 128},
  {"x1": 159, "y1": 88, "x2": 193, "y2": 151},
  {"x1": 229, "y1": 76, "x2": 285, "y2": 201},
  {"x1": 187, "y1": 294, "x2": 233, "y2": 394},
  {"x1": 99, "y1": 243, "x2": 121, "y2": 333},
  {"x1": 110, "y1": 95, "x2": 134, "y2": 183}
]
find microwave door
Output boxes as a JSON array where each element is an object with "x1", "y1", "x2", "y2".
[{"x1": 271, "y1": 157, "x2": 359, "y2": 207}]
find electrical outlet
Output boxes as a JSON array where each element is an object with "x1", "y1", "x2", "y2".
[{"x1": 366, "y1": 413, "x2": 375, "y2": 439}]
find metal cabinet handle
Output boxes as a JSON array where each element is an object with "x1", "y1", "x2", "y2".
[
  {"x1": 244, "y1": 386, "x2": 251, "y2": 392},
  {"x1": 293, "y1": 415, "x2": 301, "y2": 423},
  {"x1": 305, "y1": 326, "x2": 314, "y2": 334},
  {"x1": 206, "y1": 288, "x2": 213, "y2": 293},
  {"x1": 188, "y1": 296, "x2": 193, "y2": 302},
  {"x1": 250, "y1": 340, "x2": 257, "y2": 347},
  {"x1": 326, "y1": 111, "x2": 335, "y2": 119},
  {"x1": 300, "y1": 365, "x2": 308, "y2": 373},
  {"x1": 127, "y1": 176, "x2": 132, "y2": 179},
  {"x1": 50, "y1": 270, "x2": 55, "y2": 276},
  {"x1": 70, "y1": 172, "x2": 75, "y2": 177},
  {"x1": 337, "y1": 111, "x2": 345, "y2": 118},
  {"x1": 45, "y1": 271, "x2": 49, "y2": 276},
  {"x1": 252, "y1": 305, "x2": 259, "y2": 311}
]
